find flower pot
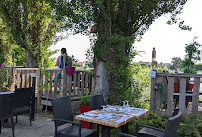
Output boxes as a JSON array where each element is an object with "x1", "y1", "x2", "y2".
[
  {"x1": 80, "y1": 105, "x2": 94, "y2": 128},
  {"x1": 189, "y1": 83, "x2": 194, "y2": 91},
  {"x1": 174, "y1": 82, "x2": 179, "y2": 93},
  {"x1": 174, "y1": 82, "x2": 194, "y2": 92},
  {"x1": 65, "y1": 66, "x2": 75, "y2": 76}
]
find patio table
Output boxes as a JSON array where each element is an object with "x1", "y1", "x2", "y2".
[{"x1": 75, "y1": 106, "x2": 149, "y2": 137}]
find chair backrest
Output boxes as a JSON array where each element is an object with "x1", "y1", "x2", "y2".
[
  {"x1": 51, "y1": 96, "x2": 73, "y2": 126},
  {"x1": 163, "y1": 112, "x2": 182, "y2": 137},
  {"x1": 0, "y1": 93, "x2": 14, "y2": 119},
  {"x1": 90, "y1": 94, "x2": 106, "y2": 110},
  {"x1": 172, "y1": 108, "x2": 179, "y2": 117},
  {"x1": 13, "y1": 87, "x2": 33, "y2": 108}
]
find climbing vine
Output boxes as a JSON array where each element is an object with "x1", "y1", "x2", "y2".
[{"x1": 156, "y1": 83, "x2": 165, "y2": 106}]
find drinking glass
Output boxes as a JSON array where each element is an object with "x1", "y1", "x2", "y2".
[
  {"x1": 106, "y1": 105, "x2": 111, "y2": 112},
  {"x1": 101, "y1": 105, "x2": 106, "y2": 113},
  {"x1": 126, "y1": 100, "x2": 130, "y2": 108},
  {"x1": 122, "y1": 101, "x2": 126, "y2": 108}
]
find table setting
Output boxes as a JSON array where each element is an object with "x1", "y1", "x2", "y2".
[
  {"x1": 81, "y1": 110, "x2": 132, "y2": 124},
  {"x1": 76, "y1": 100, "x2": 149, "y2": 127}
]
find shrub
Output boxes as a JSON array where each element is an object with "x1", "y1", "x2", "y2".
[
  {"x1": 128, "y1": 111, "x2": 168, "y2": 135},
  {"x1": 177, "y1": 114, "x2": 202, "y2": 137},
  {"x1": 0, "y1": 63, "x2": 10, "y2": 91}
]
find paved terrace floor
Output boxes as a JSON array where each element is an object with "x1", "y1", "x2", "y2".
[
  {"x1": 1, "y1": 103, "x2": 202, "y2": 137},
  {"x1": 0, "y1": 111, "x2": 54, "y2": 137}
]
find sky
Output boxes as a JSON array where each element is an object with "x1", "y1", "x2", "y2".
[{"x1": 51, "y1": 0, "x2": 202, "y2": 64}]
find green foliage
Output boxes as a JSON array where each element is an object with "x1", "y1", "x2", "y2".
[
  {"x1": 156, "y1": 83, "x2": 165, "y2": 105},
  {"x1": 12, "y1": 45, "x2": 26, "y2": 66},
  {"x1": 0, "y1": 0, "x2": 58, "y2": 68},
  {"x1": 47, "y1": 0, "x2": 187, "y2": 105},
  {"x1": 177, "y1": 114, "x2": 202, "y2": 137},
  {"x1": 0, "y1": 64, "x2": 11, "y2": 90},
  {"x1": 180, "y1": 38, "x2": 202, "y2": 74},
  {"x1": 131, "y1": 63, "x2": 151, "y2": 109},
  {"x1": 79, "y1": 93, "x2": 91, "y2": 106},
  {"x1": 128, "y1": 111, "x2": 168, "y2": 135},
  {"x1": 170, "y1": 56, "x2": 182, "y2": 70}
]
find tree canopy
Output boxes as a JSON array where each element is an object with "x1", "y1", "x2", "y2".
[
  {"x1": 181, "y1": 38, "x2": 201, "y2": 74},
  {"x1": 170, "y1": 57, "x2": 182, "y2": 70},
  {"x1": 0, "y1": 0, "x2": 58, "y2": 68},
  {"x1": 0, "y1": 0, "x2": 188, "y2": 103}
]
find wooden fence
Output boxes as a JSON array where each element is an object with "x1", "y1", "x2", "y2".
[
  {"x1": 150, "y1": 72, "x2": 202, "y2": 116},
  {"x1": 9, "y1": 67, "x2": 93, "y2": 109}
]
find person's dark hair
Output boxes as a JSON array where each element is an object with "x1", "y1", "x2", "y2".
[{"x1": 61, "y1": 48, "x2": 67, "y2": 55}]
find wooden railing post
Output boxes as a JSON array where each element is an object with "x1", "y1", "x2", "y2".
[
  {"x1": 73, "y1": 72, "x2": 77, "y2": 97},
  {"x1": 179, "y1": 77, "x2": 186, "y2": 112},
  {"x1": 150, "y1": 76, "x2": 156, "y2": 110},
  {"x1": 63, "y1": 68, "x2": 67, "y2": 96},
  {"x1": 167, "y1": 77, "x2": 174, "y2": 116},
  {"x1": 156, "y1": 76, "x2": 163, "y2": 112},
  {"x1": 81, "y1": 71, "x2": 85, "y2": 94},
  {"x1": 53, "y1": 71, "x2": 58, "y2": 98},
  {"x1": 37, "y1": 68, "x2": 41, "y2": 109},
  {"x1": 192, "y1": 78, "x2": 200, "y2": 114},
  {"x1": 9, "y1": 67, "x2": 15, "y2": 92}
]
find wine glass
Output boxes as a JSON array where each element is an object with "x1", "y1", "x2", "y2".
[
  {"x1": 122, "y1": 101, "x2": 126, "y2": 108},
  {"x1": 106, "y1": 105, "x2": 111, "y2": 112},
  {"x1": 126, "y1": 100, "x2": 130, "y2": 108},
  {"x1": 101, "y1": 105, "x2": 106, "y2": 113}
]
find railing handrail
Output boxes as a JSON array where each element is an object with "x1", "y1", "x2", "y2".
[
  {"x1": 15, "y1": 68, "x2": 39, "y2": 71},
  {"x1": 157, "y1": 73, "x2": 202, "y2": 78}
]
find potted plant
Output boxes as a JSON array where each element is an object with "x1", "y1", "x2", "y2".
[
  {"x1": 79, "y1": 93, "x2": 93, "y2": 128},
  {"x1": 64, "y1": 55, "x2": 76, "y2": 76},
  {"x1": 0, "y1": 63, "x2": 10, "y2": 92}
]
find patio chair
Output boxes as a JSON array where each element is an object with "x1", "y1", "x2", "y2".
[
  {"x1": 90, "y1": 94, "x2": 106, "y2": 110},
  {"x1": 89, "y1": 94, "x2": 106, "y2": 130},
  {"x1": 0, "y1": 93, "x2": 15, "y2": 137},
  {"x1": 51, "y1": 96, "x2": 97, "y2": 137},
  {"x1": 116, "y1": 112, "x2": 182, "y2": 137},
  {"x1": 12, "y1": 87, "x2": 33, "y2": 126}
]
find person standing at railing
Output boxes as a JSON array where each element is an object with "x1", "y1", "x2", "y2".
[
  {"x1": 56, "y1": 48, "x2": 72, "y2": 86},
  {"x1": 56, "y1": 48, "x2": 72, "y2": 68}
]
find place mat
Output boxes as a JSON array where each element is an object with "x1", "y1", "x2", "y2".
[
  {"x1": 127, "y1": 108, "x2": 149, "y2": 116},
  {"x1": 104, "y1": 114, "x2": 130, "y2": 123},
  {"x1": 81, "y1": 110, "x2": 132, "y2": 123}
]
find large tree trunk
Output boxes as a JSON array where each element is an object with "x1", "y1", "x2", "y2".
[
  {"x1": 93, "y1": 59, "x2": 109, "y2": 102},
  {"x1": 26, "y1": 50, "x2": 38, "y2": 68}
]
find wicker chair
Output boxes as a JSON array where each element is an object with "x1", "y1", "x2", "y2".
[
  {"x1": 12, "y1": 87, "x2": 33, "y2": 126},
  {"x1": 89, "y1": 95, "x2": 106, "y2": 130},
  {"x1": 51, "y1": 96, "x2": 97, "y2": 137},
  {"x1": 117, "y1": 112, "x2": 182, "y2": 137},
  {"x1": 0, "y1": 93, "x2": 15, "y2": 137},
  {"x1": 90, "y1": 94, "x2": 106, "y2": 110}
]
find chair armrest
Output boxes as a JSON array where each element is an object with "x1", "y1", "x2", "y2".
[
  {"x1": 116, "y1": 132, "x2": 136, "y2": 137},
  {"x1": 52, "y1": 118, "x2": 81, "y2": 126},
  {"x1": 136, "y1": 124, "x2": 165, "y2": 132}
]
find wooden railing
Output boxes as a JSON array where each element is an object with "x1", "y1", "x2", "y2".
[
  {"x1": 150, "y1": 73, "x2": 202, "y2": 116},
  {"x1": 9, "y1": 67, "x2": 93, "y2": 109}
]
